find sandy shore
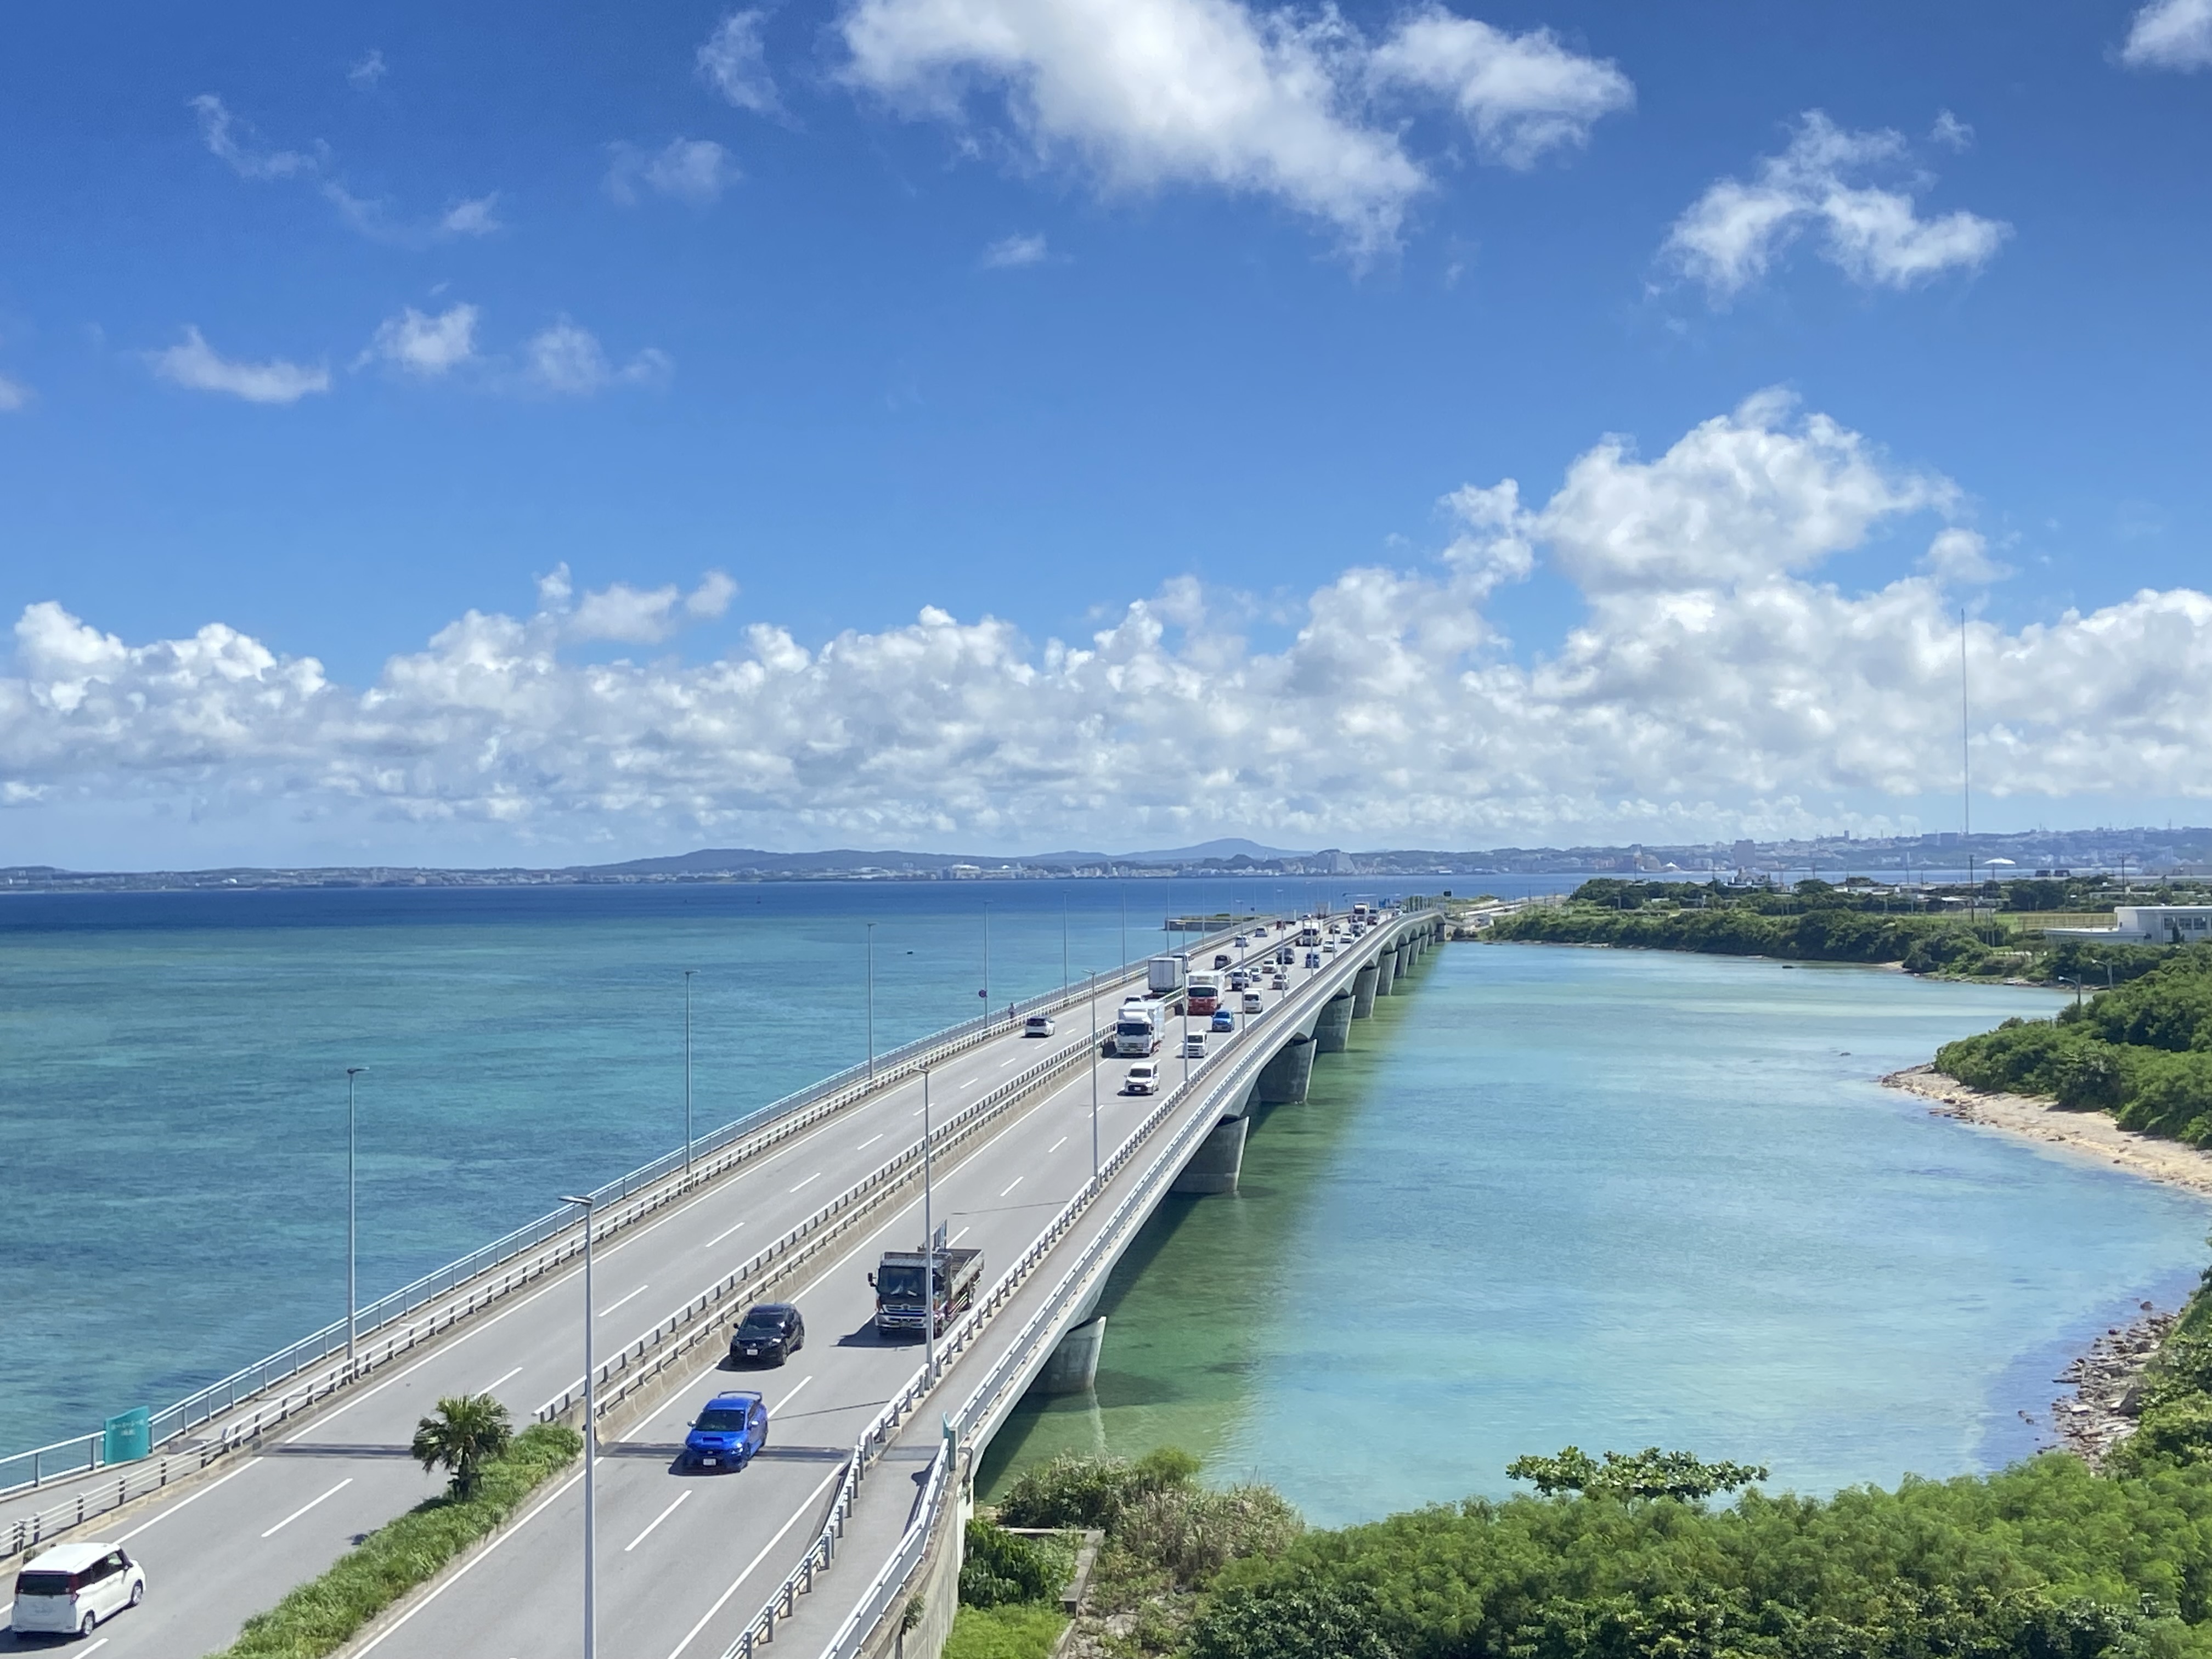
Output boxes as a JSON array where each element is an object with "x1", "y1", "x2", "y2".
[{"x1": 1884, "y1": 1064, "x2": 2212, "y2": 1200}]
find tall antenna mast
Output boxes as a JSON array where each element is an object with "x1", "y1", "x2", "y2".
[{"x1": 1960, "y1": 610, "x2": 1973, "y2": 926}]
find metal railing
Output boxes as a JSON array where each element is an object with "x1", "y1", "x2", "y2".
[
  {"x1": 725, "y1": 921, "x2": 1382, "y2": 1659},
  {"x1": 0, "y1": 946, "x2": 1215, "y2": 1513}
]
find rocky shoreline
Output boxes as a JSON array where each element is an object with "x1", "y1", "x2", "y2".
[
  {"x1": 2045, "y1": 1305, "x2": 2174, "y2": 1467},
  {"x1": 1883, "y1": 1064, "x2": 2210, "y2": 1467}
]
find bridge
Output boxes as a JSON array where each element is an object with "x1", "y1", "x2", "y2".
[{"x1": 0, "y1": 907, "x2": 1446, "y2": 1659}]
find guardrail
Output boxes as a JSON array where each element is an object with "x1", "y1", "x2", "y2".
[
  {"x1": 0, "y1": 935, "x2": 1255, "y2": 1514},
  {"x1": 725, "y1": 926, "x2": 1390, "y2": 1659}
]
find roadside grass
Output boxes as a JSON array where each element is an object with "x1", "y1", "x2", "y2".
[
  {"x1": 207, "y1": 1422, "x2": 582, "y2": 1659},
  {"x1": 943, "y1": 1603, "x2": 1070, "y2": 1659}
]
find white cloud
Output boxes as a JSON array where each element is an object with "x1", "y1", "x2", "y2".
[
  {"x1": 364, "y1": 304, "x2": 479, "y2": 377},
  {"x1": 0, "y1": 373, "x2": 30, "y2": 411},
  {"x1": 1665, "y1": 111, "x2": 2010, "y2": 300},
  {"x1": 191, "y1": 94, "x2": 318, "y2": 181},
  {"x1": 837, "y1": 0, "x2": 1628, "y2": 257},
  {"x1": 699, "y1": 11, "x2": 781, "y2": 112},
  {"x1": 13, "y1": 397, "x2": 2212, "y2": 854},
  {"x1": 191, "y1": 93, "x2": 500, "y2": 244},
  {"x1": 2122, "y1": 0, "x2": 2212, "y2": 68},
  {"x1": 349, "y1": 49, "x2": 388, "y2": 89},
  {"x1": 539, "y1": 565, "x2": 739, "y2": 644},
  {"x1": 606, "y1": 139, "x2": 740, "y2": 206},
  {"x1": 146, "y1": 327, "x2": 331, "y2": 404},
  {"x1": 522, "y1": 321, "x2": 672, "y2": 397},
  {"x1": 1921, "y1": 527, "x2": 2009, "y2": 585},
  {"x1": 1928, "y1": 109, "x2": 1973, "y2": 149},
  {"x1": 981, "y1": 231, "x2": 1049, "y2": 267},
  {"x1": 441, "y1": 194, "x2": 504, "y2": 236},
  {"x1": 1367, "y1": 8, "x2": 1632, "y2": 168}
]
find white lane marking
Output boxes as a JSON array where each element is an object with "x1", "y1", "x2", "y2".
[
  {"x1": 771, "y1": 1375, "x2": 813, "y2": 1414},
  {"x1": 664, "y1": 1467, "x2": 843, "y2": 1659},
  {"x1": 114, "y1": 1460, "x2": 257, "y2": 1543},
  {"x1": 1048, "y1": 1137, "x2": 1067, "y2": 1153},
  {"x1": 624, "y1": 1489, "x2": 693, "y2": 1553},
  {"x1": 999, "y1": 1056, "x2": 1020, "y2": 1068},
  {"x1": 599, "y1": 1284, "x2": 650, "y2": 1318},
  {"x1": 910, "y1": 1105, "x2": 926, "y2": 1116},
  {"x1": 963, "y1": 1079, "x2": 980, "y2": 1089},
  {"x1": 77, "y1": 1641, "x2": 108, "y2": 1657},
  {"x1": 789, "y1": 1171, "x2": 821, "y2": 1193},
  {"x1": 481, "y1": 1366, "x2": 523, "y2": 1394},
  {"x1": 704, "y1": 1218, "x2": 747, "y2": 1249},
  {"x1": 950, "y1": 1227, "x2": 970, "y2": 1245},
  {"x1": 259, "y1": 1475, "x2": 354, "y2": 1538},
  {"x1": 999, "y1": 1176, "x2": 1023, "y2": 1198},
  {"x1": 854, "y1": 1133, "x2": 883, "y2": 1151},
  {"x1": 353, "y1": 1466, "x2": 586, "y2": 1655}
]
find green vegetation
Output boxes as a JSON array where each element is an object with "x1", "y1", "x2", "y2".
[
  {"x1": 1002, "y1": 1266, "x2": 2212, "y2": 1659},
  {"x1": 208, "y1": 1421, "x2": 579, "y2": 1659},
  {"x1": 943, "y1": 1602, "x2": 1070, "y2": 1659},
  {"x1": 409, "y1": 1392, "x2": 511, "y2": 1499},
  {"x1": 1938, "y1": 944, "x2": 2212, "y2": 1143},
  {"x1": 1484, "y1": 877, "x2": 2175, "y2": 984}
]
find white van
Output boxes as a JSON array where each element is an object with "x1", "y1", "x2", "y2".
[
  {"x1": 1242, "y1": 992, "x2": 1263, "y2": 1014},
  {"x1": 1023, "y1": 1014, "x2": 1056, "y2": 1037},
  {"x1": 1124, "y1": 1062, "x2": 1160, "y2": 1095},
  {"x1": 12, "y1": 1542, "x2": 146, "y2": 1637}
]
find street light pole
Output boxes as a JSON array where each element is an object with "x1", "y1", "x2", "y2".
[
  {"x1": 560, "y1": 1193, "x2": 600, "y2": 1659},
  {"x1": 682, "y1": 970, "x2": 695, "y2": 1173},
  {"x1": 921, "y1": 1069, "x2": 936, "y2": 1383},
  {"x1": 982, "y1": 904, "x2": 991, "y2": 1031},
  {"x1": 1062, "y1": 896, "x2": 1070, "y2": 1006},
  {"x1": 865, "y1": 922, "x2": 877, "y2": 1081},
  {"x1": 1087, "y1": 975, "x2": 1099, "y2": 1187},
  {"x1": 345, "y1": 1066, "x2": 365, "y2": 1373}
]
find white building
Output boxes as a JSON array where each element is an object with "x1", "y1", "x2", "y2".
[{"x1": 2045, "y1": 906, "x2": 2212, "y2": 945}]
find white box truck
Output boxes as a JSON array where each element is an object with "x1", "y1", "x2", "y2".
[
  {"x1": 1113, "y1": 998, "x2": 1162, "y2": 1057},
  {"x1": 1147, "y1": 954, "x2": 1187, "y2": 997}
]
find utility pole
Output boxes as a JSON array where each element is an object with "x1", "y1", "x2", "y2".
[
  {"x1": 559, "y1": 1193, "x2": 600, "y2": 1659},
  {"x1": 682, "y1": 971, "x2": 695, "y2": 1172},
  {"x1": 865, "y1": 922, "x2": 876, "y2": 1081},
  {"x1": 1087, "y1": 976, "x2": 1100, "y2": 1187},
  {"x1": 345, "y1": 1066, "x2": 365, "y2": 1373},
  {"x1": 922, "y1": 1070, "x2": 936, "y2": 1383}
]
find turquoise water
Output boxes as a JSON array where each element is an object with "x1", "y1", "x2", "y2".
[
  {"x1": 0, "y1": 876, "x2": 1408, "y2": 1455},
  {"x1": 980, "y1": 944, "x2": 2212, "y2": 1522}
]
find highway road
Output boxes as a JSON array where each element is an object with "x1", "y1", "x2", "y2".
[{"x1": 0, "y1": 924, "x2": 1313, "y2": 1658}]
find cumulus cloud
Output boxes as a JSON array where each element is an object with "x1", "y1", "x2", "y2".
[
  {"x1": 522, "y1": 321, "x2": 672, "y2": 397},
  {"x1": 191, "y1": 93, "x2": 501, "y2": 244},
  {"x1": 0, "y1": 373, "x2": 30, "y2": 411},
  {"x1": 146, "y1": 327, "x2": 331, "y2": 404},
  {"x1": 1367, "y1": 8, "x2": 1633, "y2": 168},
  {"x1": 2122, "y1": 0, "x2": 2212, "y2": 68},
  {"x1": 699, "y1": 10, "x2": 781, "y2": 112},
  {"x1": 9, "y1": 396, "x2": 2208, "y2": 853},
  {"x1": 364, "y1": 304, "x2": 479, "y2": 376},
  {"x1": 606, "y1": 139, "x2": 740, "y2": 205},
  {"x1": 539, "y1": 565, "x2": 740, "y2": 644},
  {"x1": 1665, "y1": 111, "x2": 2010, "y2": 300},
  {"x1": 837, "y1": 0, "x2": 1629, "y2": 257},
  {"x1": 981, "y1": 231, "x2": 1049, "y2": 268},
  {"x1": 1922, "y1": 528, "x2": 2008, "y2": 586}
]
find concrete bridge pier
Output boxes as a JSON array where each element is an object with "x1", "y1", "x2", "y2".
[
  {"x1": 1374, "y1": 947, "x2": 1398, "y2": 996},
  {"x1": 1031, "y1": 1316, "x2": 1108, "y2": 1395},
  {"x1": 1170, "y1": 1115, "x2": 1250, "y2": 1195},
  {"x1": 1314, "y1": 991, "x2": 1355, "y2": 1053},
  {"x1": 1255, "y1": 1034, "x2": 1317, "y2": 1104},
  {"x1": 1352, "y1": 963, "x2": 1380, "y2": 1018}
]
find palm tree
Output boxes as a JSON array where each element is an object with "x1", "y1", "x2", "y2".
[{"x1": 411, "y1": 1393, "x2": 512, "y2": 1499}]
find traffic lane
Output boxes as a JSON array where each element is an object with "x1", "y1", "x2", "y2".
[
  {"x1": 605, "y1": 1064, "x2": 1185, "y2": 1659},
  {"x1": 352, "y1": 1061, "x2": 1140, "y2": 1659}
]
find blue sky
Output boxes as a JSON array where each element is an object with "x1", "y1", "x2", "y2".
[{"x1": 1, "y1": 1, "x2": 2208, "y2": 866}]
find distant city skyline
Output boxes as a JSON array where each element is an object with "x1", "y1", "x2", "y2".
[{"x1": 2, "y1": 2, "x2": 2207, "y2": 867}]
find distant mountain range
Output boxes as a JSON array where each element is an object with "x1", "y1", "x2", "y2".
[
  {"x1": 594, "y1": 837, "x2": 1315, "y2": 875},
  {"x1": 7, "y1": 825, "x2": 2212, "y2": 893}
]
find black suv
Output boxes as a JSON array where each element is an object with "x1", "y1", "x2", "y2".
[{"x1": 729, "y1": 1302, "x2": 805, "y2": 1366}]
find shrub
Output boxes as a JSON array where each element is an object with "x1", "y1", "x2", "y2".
[
  {"x1": 995, "y1": 1447, "x2": 1199, "y2": 1532},
  {"x1": 959, "y1": 1519, "x2": 1070, "y2": 1609}
]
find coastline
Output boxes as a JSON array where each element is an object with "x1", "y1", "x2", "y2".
[{"x1": 1883, "y1": 1064, "x2": 2212, "y2": 1201}]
